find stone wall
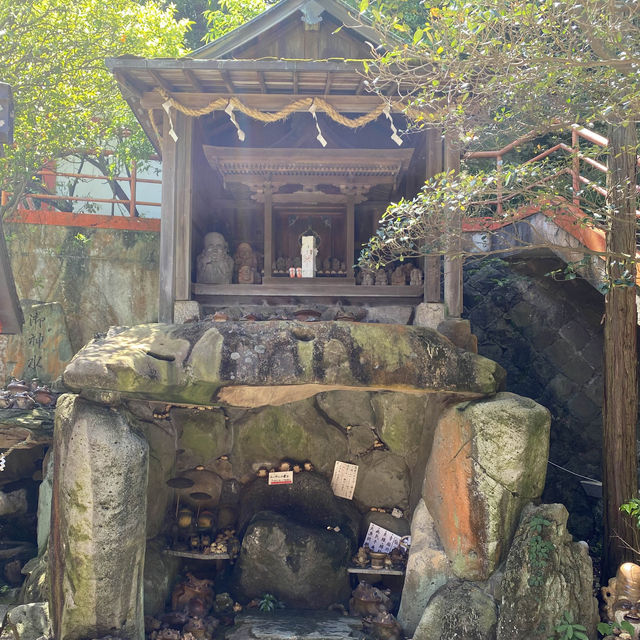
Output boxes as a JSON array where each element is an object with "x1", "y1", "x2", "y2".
[
  {"x1": 464, "y1": 254, "x2": 605, "y2": 542},
  {"x1": 0, "y1": 223, "x2": 159, "y2": 384}
]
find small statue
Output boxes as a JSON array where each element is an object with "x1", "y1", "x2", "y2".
[
  {"x1": 410, "y1": 267, "x2": 423, "y2": 287},
  {"x1": 234, "y1": 242, "x2": 258, "y2": 284},
  {"x1": 331, "y1": 257, "x2": 341, "y2": 274},
  {"x1": 353, "y1": 547, "x2": 369, "y2": 568},
  {"x1": 196, "y1": 232, "x2": 234, "y2": 284},
  {"x1": 322, "y1": 257, "x2": 331, "y2": 274},
  {"x1": 375, "y1": 269, "x2": 388, "y2": 286},
  {"x1": 602, "y1": 562, "x2": 640, "y2": 638},
  {"x1": 171, "y1": 573, "x2": 215, "y2": 613},
  {"x1": 361, "y1": 269, "x2": 375, "y2": 286},
  {"x1": 391, "y1": 266, "x2": 406, "y2": 286},
  {"x1": 276, "y1": 256, "x2": 287, "y2": 273}
]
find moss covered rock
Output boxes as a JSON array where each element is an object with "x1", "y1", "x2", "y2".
[{"x1": 424, "y1": 392, "x2": 550, "y2": 581}]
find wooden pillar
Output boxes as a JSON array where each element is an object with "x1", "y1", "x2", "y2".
[
  {"x1": 159, "y1": 112, "x2": 178, "y2": 323},
  {"x1": 263, "y1": 181, "x2": 273, "y2": 279},
  {"x1": 174, "y1": 115, "x2": 194, "y2": 303},
  {"x1": 346, "y1": 192, "x2": 355, "y2": 279},
  {"x1": 443, "y1": 134, "x2": 463, "y2": 317},
  {"x1": 424, "y1": 128, "x2": 444, "y2": 303}
]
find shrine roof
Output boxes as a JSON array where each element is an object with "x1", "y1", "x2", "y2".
[{"x1": 190, "y1": 0, "x2": 389, "y2": 60}]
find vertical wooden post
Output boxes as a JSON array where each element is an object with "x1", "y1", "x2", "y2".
[
  {"x1": 174, "y1": 116, "x2": 194, "y2": 302},
  {"x1": 129, "y1": 160, "x2": 137, "y2": 218},
  {"x1": 572, "y1": 128, "x2": 580, "y2": 206},
  {"x1": 158, "y1": 111, "x2": 179, "y2": 323},
  {"x1": 443, "y1": 135, "x2": 463, "y2": 318},
  {"x1": 263, "y1": 181, "x2": 273, "y2": 279},
  {"x1": 346, "y1": 192, "x2": 355, "y2": 279},
  {"x1": 424, "y1": 128, "x2": 444, "y2": 303}
]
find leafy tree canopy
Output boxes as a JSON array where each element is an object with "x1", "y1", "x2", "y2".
[{"x1": 0, "y1": 0, "x2": 189, "y2": 213}]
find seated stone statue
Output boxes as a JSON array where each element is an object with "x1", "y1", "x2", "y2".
[
  {"x1": 375, "y1": 269, "x2": 388, "y2": 286},
  {"x1": 234, "y1": 242, "x2": 258, "y2": 284},
  {"x1": 196, "y1": 232, "x2": 234, "y2": 284}
]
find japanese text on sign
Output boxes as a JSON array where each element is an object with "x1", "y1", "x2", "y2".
[{"x1": 331, "y1": 461, "x2": 358, "y2": 500}]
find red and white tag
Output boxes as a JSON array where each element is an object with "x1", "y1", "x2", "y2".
[{"x1": 268, "y1": 471, "x2": 293, "y2": 485}]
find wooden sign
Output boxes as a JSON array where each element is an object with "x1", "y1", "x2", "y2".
[
  {"x1": 331, "y1": 461, "x2": 358, "y2": 500},
  {"x1": 268, "y1": 471, "x2": 293, "y2": 485}
]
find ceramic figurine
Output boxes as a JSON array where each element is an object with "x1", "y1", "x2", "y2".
[
  {"x1": 13, "y1": 393, "x2": 35, "y2": 410},
  {"x1": 171, "y1": 573, "x2": 214, "y2": 613},
  {"x1": 196, "y1": 232, "x2": 234, "y2": 284},
  {"x1": 360, "y1": 269, "x2": 375, "y2": 286},
  {"x1": 278, "y1": 461, "x2": 292, "y2": 471},
  {"x1": 303, "y1": 461, "x2": 314, "y2": 472},
  {"x1": 603, "y1": 562, "x2": 640, "y2": 639},
  {"x1": 375, "y1": 269, "x2": 388, "y2": 286},
  {"x1": 178, "y1": 508, "x2": 194, "y2": 530},
  {"x1": 293, "y1": 463, "x2": 302, "y2": 473},
  {"x1": 367, "y1": 612, "x2": 403, "y2": 640},
  {"x1": 7, "y1": 380, "x2": 29, "y2": 394},
  {"x1": 410, "y1": 267, "x2": 423, "y2": 286},
  {"x1": 0, "y1": 392, "x2": 13, "y2": 409},
  {"x1": 234, "y1": 242, "x2": 258, "y2": 284},
  {"x1": 391, "y1": 266, "x2": 406, "y2": 286},
  {"x1": 349, "y1": 582, "x2": 391, "y2": 617},
  {"x1": 369, "y1": 551, "x2": 387, "y2": 570},
  {"x1": 353, "y1": 547, "x2": 369, "y2": 568}
]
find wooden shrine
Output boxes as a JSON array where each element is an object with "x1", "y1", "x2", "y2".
[{"x1": 106, "y1": 0, "x2": 462, "y2": 322}]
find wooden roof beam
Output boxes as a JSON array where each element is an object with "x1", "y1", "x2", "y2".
[
  {"x1": 149, "y1": 70, "x2": 175, "y2": 94},
  {"x1": 324, "y1": 72, "x2": 333, "y2": 95},
  {"x1": 257, "y1": 71, "x2": 268, "y2": 93},
  {"x1": 220, "y1": 70, "x2": 235, "y2": 93},
  {"x1": 183, "y1": 69, "x2": 204, "y2": 93},
  {"x1": 113, "y1": 71, "x2": 145, "y2": 99}
]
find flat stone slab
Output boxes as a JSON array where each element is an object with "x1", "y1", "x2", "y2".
[
  {"x1": 0, "y1": 408, "x2": 54, "y2": 450},
  {"x1": 226, "y1": 612, "x2": 364, "y2": 640},
  {"x1": 63, "y1": 321, "x2": 505, "y2": 407}
]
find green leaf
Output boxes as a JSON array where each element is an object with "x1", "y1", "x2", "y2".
[{"x1": 359, "y1": 0, "x2": 368, "y2": 14}]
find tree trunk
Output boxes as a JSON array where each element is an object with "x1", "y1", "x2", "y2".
[{"x1": 602, "y1": 121, "x2": 638, "y2": 579}]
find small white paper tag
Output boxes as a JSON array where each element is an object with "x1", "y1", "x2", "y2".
[
  {"x1": 363, "y1": 523, "x2": 403, "y2": 554},
  {"x1": 331, "y1": 461, "x2": 358, "y2": 500},
  {"x1": 391, "y1": 508, "x2": 403, "y2": 519},
  {"x1": 268, "y1": 471, "x2": 293, "y2": 485}
]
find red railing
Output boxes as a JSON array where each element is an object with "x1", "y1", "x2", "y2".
[
  {"x1": 1, "y1": 157, "x2": 162, "y2": 232},
  {"x1": 466, "y1": 124, "x2": 640, "y2": 217}
]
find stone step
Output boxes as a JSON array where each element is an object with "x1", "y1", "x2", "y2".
[{"x1": 226, "y1": 611, "x2": 365, "y2": 640}]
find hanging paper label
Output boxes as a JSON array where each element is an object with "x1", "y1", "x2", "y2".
[
  {"x1": 225, "y1": 102, "x2": 246, "y2": 142},
  {"x1": 268, "y1": 471, "x2": 293, "y2": 485},
  {"x1": 331, "y1": 461, "x2": 358, "y2": 499},
  {"x1": 384, "y1": 107, "x2": 403, "y2": 146},
  {"x1": 308, "y1": 101, "x2": 327, "y2": 147},
  {"x1": 363, "y1": 523, "x2": 404, "y2": 553}
]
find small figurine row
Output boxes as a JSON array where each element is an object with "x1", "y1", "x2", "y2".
[
  {"x1": 256, "y1": 460, "x2": 314, "y2": 477},
  {"x1": 272, "y1": 256, "x2": 347, "y2": 275},
  {"x1": 359, "y1": 265, "x2": 423, "y2": 287},
  {"x1": 0, "y1": 378, "x2": 58, "y2": 409},
  {"x1": 182, "y1": 529, "x2": 240, "y2": 557},
  {"x1": 352, "y1": 545, "x2": 408, "y2": 570}
]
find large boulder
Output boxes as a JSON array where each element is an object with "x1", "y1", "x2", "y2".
[
  {"x1": 237, "y1": 473, "x2": 360, "y2": 550},
  {"x1": 372, "y1": 392, "x2": 432, "y2": 469},
  {"x1": 424, "y1": 393, "x2": 550, "y2": 580},
  {"x1": 353, "y1": 451, "x2": 411, "y2": 512},
  {"x1": 414, "y1": 580, "x2": 498, "y2": 640},
  {"x1": 397, "y1": 500, "x2": 454, "y2": 637},
  {"x1": 143, "y1": 540, "x2": 180, "y2": 617},
  {"x1": 233, "y1": 511, "x2": 352, "y2": 609},
  {"x1": 62, "y1": 321, "x2": 505, "y2": 406},
  {"x1": 0, "y1": 602, "x2": 52, "y2": 640},
  {"x1": 49, "y1": 395, "x2": 148, "y2": 640},
  {"x1": 231, "y1": 399, "x2": 348, "y2": 481},
  {"x1": 497, "y1": 503, "x2": 598, "y2": 640}
]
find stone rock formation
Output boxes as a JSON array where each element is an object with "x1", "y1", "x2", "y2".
[
  {"x1": 233, "y1": 511, "x2": 352, "y2": 609},
  {"x1": 397, "y1": 500, "x2": 454, "y2": 636},
  {"x1": 63, "y1": 321, "x2": 506, "y2": 406},
  {"x1": 49, "y1": 395, "x2": 148, "y2": 640},
  {"x1": 424, "y1": 392, "x2": 551, "y2": 580},
  {"x1": 497, "y1": 503, "x2": 598, "y2": 640},
  {"x1": 414, "y1": 580, "x2": 498, "y2": 640}
]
